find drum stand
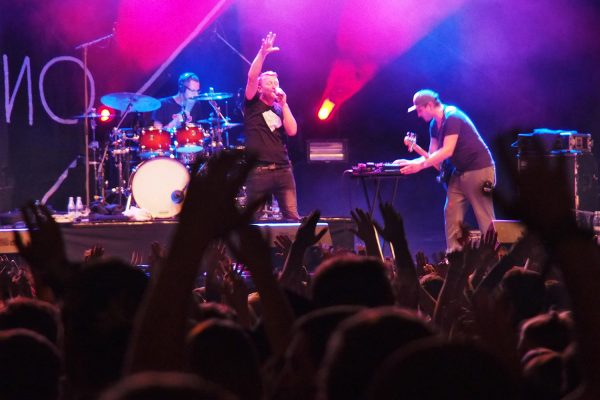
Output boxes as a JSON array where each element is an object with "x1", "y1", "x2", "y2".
[
  {"x1": 108, "y1": 104, "x2": 135, "y2": 207},
  {"x1": 88, "y1": 111, "x2": 101, "y2": 200},
  {"x1": 208, "y1": 99, "x2": 228, "y2": 152}
]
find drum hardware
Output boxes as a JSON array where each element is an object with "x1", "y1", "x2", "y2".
[
  {"x1": 88, "y1": 108, "x2": 102, "y2": 201},
  {"x1": 102, "y1": 127, "x2": 139, "y2": 207},
  {"x1": 207, "y1": 95, "x2": 232, "y2": 150},
  {"x1": 94, "y1": 90, "x2": 160, "y2": 208}
]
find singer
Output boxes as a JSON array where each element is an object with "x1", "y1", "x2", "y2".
[
  {"x1": 243, "y1": 32, "x2": 300, "y2": 221},
  {"x1": 152, "y1": 72, "x2": 203, "y2": 130}
]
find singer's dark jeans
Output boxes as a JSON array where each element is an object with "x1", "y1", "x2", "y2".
[{"x1": 245, "y1": 165, "x2": 300, "y2": 221}]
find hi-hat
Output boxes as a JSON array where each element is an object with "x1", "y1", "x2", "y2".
[
  {"x1": 196, "y1": 116, "x2": 230, "y2": 124},
  {"x1": 192, "y1": 92, "x2": 233, "y2": 101},
  {"x1": 100, "y1": 92, "x2": 161, "y2": 112},
  {"x1": 197, "y1": 117, "x2": 243, "y2": 129},
  {"x1": 220, "y1": 122, "x2": 243, "y2": 129}
]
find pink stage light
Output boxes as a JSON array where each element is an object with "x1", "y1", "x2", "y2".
[
  {"x1": 320, "y1": 0, "x2": 467, "y2": 115},
  {"x1": 318, "y1": 99, "x2": 336, "y2": 121},
  {"x1": 97, "y1": 106, "x2": 113, "y2": 123},
  {"x1": 115, "y1": 0, "x2": 234, "y2": 73}
]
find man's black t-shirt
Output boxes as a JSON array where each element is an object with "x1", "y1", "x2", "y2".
[
  {"x1": 151, "y1": 97, "x2": 204, "y2": 127},
  {"x1": 243, "y1": 94, "x2": 289, "y2": 164},
  {"x1": 430, "y1": 106, "x2": 493, "y2": 172}
]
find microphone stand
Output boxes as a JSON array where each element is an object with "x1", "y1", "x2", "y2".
[
  {"x1": 75, "y1": 31, "x2": 114, "y2": 211},
  {"x1": 41, "y1": 156, "x2": 82, "y2": 205}
]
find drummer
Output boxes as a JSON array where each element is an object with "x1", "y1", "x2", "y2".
[{"x1": 152, "y1": 72, "x2": 204, "y2": 130}]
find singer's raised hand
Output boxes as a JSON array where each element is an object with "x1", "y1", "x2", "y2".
[{"x1": 260, "y1": 31, "x2": 280, "y2": 56}]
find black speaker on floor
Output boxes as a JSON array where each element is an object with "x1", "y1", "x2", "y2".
[{"x1": 517, "y1": 152, "x2": 599, "y2": 211}]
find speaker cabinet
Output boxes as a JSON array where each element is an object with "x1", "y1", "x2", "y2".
[{"x1": 517, "y1": 152, "x2": 599, "y2": 211}]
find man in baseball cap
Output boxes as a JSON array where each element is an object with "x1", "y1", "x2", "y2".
[
  {"x1": 395, "y1": 89, "x2": 496, "y2": 252},
  {"x1": 407, "y1": 89, "x2": 440, "y2": 113}
]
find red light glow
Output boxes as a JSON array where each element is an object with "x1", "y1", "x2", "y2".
[
  {"x1": 317, "y1": 99, "x2": 336, "y2": 120},
  {"x1": 98, "y1": 106, "x2": 114, "y2": 123}
]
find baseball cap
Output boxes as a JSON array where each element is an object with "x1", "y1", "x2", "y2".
[{"x1": 407, "y1": 89, "x2": 440, "y2": 113}]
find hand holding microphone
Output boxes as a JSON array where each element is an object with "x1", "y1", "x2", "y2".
[{"x1": 275, "y1": 87, "x2": 286, "y2": 104}]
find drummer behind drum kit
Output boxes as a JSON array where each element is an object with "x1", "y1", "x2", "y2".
[{"x1": 92, "y1": 90, "x2": 241, "y2": 218}]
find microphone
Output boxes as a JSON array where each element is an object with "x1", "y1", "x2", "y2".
[{"x1": 275, "y1": 87, "x2": 284, "y2": 102}]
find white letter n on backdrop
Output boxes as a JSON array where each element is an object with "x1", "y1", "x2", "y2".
[{"x1": 3, "y1": 54, "x2": 33, "y2": 125}]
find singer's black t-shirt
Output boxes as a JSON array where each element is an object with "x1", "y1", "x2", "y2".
[
  {"x1": 151, "y1": 96, "x2": 204, "y2": 127},
  {"x1": 243, "y1": 94, "x2": 289, "y2": 164}
]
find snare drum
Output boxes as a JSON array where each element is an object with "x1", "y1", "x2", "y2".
[
  {"x1": 139, "y1": 127, "x2": 172, "y2": 159},
  {"x1": 130, "y1": 157, "x2": 189, "y2": 218},
  {"x1": 175, "y1": 124, "x2": 206, "y2": 153}
]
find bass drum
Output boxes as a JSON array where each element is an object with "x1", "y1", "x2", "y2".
[{"x1": 130, "y1": 157, "x2": 189, "y2": 218}]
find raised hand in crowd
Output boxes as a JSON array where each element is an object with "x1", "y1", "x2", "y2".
[
  {"x1": 466, "y1": 224, "x2": 500, "y2": 289},
  {"x1": 433, "y1": 250, "x2": 472, "y2": 333},
  {"x1": 228, "y1": 224, "x2": 295, "y2": 355},
  {"x1": 147, "y1": 241, "x2": 166, "y2": 277},
  {"x1": 414, "y1": 250, "x2": 435, "y2": 276},
  {"x1": 495, "y1": 135, "x2": 600, "y2": 398},
  {"x1": 14, "y1": 202, "x2": 76, "y2": 302},
  {"x1": 83, "y1": 244, "x2": 105, "y2": 264},
  {"x1": 0, "y1": 255, "x2": 33, "y2": 302},
  {"x1": 125, "y1": 150, "x2": 261, "y2": 373},
  {"x1": 130, "y1": 250, "x2": 143, "y2": 267},
  {"x1": 221, "y1": 263, "x2": 253, "y2": 328},
  {"x1": 274, "y1": 234, "x2": 293, "y2": 260},
  {"x1": 279, "y1": 210, "x2": 327, "y2": 295},
  {"x1": 373, "y1": 203, "x2": 420, "y2": 310},
  {"x1": 350, "y1": 208, "x2": 383, "y2": 260},
  {"x1": 202, "y1": 241, "x2": 230, "y2": 303}
]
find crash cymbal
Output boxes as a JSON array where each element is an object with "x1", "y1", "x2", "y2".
[
  {"x1": 100, "y1": 92, "x2": 161, "y2": 112},
  {"x1": 192, "y1": 92, "x2": 233, "y2": 101}
]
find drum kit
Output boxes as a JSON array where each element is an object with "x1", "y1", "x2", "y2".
[{"x1": 87, "y1": 90, "x2": 242, "y2": 218}]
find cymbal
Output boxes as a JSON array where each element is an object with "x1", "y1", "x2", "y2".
[
  {"x1": 220, "y1": 122, "x2": 243, "y2": 129},
  {"x1": 196, "y1": 117, "x2": 243, "y2": 129},
  {"x1": 100, "y1": 92, "x2": 161, "y2": 112},
  {"x1": 192, "y1": 92, "x2": 233, "y2": 101},
  {"x1": 196, "y1": 117, "x2": 230, "y2": 124}
]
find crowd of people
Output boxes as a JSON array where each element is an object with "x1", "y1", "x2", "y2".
[{"x1": 0, "y1": 142, "x2": 599, "y2": 400}]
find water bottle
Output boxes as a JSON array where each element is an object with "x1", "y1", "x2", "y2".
[
  {"x1": 67, "y1": 197, "x2": 75, "y2": 219},
  {"x1": 75, "y1": 196, "x2": 84, "y2": 219},
  {"x1": 271, "y1": 198, "x2": 282, "y2": 220}
]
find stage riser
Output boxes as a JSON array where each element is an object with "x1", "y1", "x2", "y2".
[{"x1": 2, "y1": 221, "x2": 355, "y2": 264}]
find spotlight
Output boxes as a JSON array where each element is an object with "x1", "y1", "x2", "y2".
[
  {"x1": 317, "y1": 98, "x2": 336, "y2": 121},
  {"x1": 97, "y1": 106, "x2": 114, "y2": 123}
]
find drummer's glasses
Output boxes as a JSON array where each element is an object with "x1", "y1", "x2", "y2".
[{"x1": 184, "y1": 86, "x2": 200, "y2": 93}]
